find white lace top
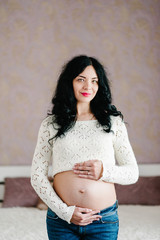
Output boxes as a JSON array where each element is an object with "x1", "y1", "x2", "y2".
[{"x1": 31, "y1": 115, "x2": 139, "y2": 223}]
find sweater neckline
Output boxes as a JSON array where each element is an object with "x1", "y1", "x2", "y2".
[{"x1": 75, "y1": 119, "x2": 97, "y2": 123}]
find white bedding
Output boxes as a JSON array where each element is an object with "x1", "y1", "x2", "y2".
[
  {"x1": 0, "y1": 205, "x2": 160, "y2": 240},
  {"x1": 118, "y1": 205, "x2": 160, "y2": 240}
]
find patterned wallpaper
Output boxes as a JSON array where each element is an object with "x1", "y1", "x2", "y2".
[{"x1": 0, "y1": 0, "x2": 160, "y2": 165}]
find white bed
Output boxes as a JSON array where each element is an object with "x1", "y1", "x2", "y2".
[
  {"x1": 0, "y1": 165, "x2": 160, "y2": 240},
  {"x1": 0, "y1": 205, "x2": 160, "y2": 240}
]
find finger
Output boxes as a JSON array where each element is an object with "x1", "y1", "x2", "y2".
[
  {"x1": 86, "y1": 214, "x2": 101, "y2": 220},
  {"x1": 73, "y1": 163, "x2": 87, "y2": 169},
  {"x1": 79, "y1": 213, "x2": 101, "y2": 224},
  {"x1": 82, "y1": 210, "x2": 101, "y2": 217},
  {"x1": 82, "y1": 160, "x2": 93, "y2": 167},
  {"x1": 82, "y1": 215, "x2": 101, "y2": 224},
  {"x1": 77, "y1": 208, "x2": 100, "y2": 216},
  {"x1": 74, "y1": 162, "x2": 85, "y2": 167},
  {"x1": 78, "y1": 218, "x2": 100, "y2": 226},
  {"x1": 89, "y1": 216, "x2": 101, "y2": 223},
  {"x1": 77, "y1": 207, "x2": 92, "y2": 213},
  {"x1": 73, "y1": 170, "x2": 88, "y2": 175},
  {"x1": 73, "y1": 170, "x2": 92, "y2": 176},
  {"x1": 73, "y1": 166, "x2": 91, "y2": 171},
  {"x1": 78, "y1": 174, "x2": 95, "y2": 179},
  {"x1": 74, "y1": 160, "x2": 93, "y2": 168},
  {"x1": 85, "y1": 160, "x2": 100, "y2": 166},
  {"x1": 88, "y1": 209, "x2": 101, "y2": 216},
  {"x1": 73, "y1": 166, "x2": 94, "y2": 174}
]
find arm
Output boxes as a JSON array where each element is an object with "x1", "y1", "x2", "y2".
[
  {"x1": 31, "y1": 117, "x2": 75, "y2": 223},
  {"x1": 101, "y1": 117, "x2": 139, "y2": 185}
]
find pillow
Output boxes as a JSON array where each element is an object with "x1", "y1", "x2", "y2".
[
  {"x1": 115, "y1": 176, "x2": 160, "y2": 205},
  {"x1": 2, "y1": 177, "x2": 39, "y2": 207}
]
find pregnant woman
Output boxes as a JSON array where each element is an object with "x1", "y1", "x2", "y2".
[{"x1": 31, "y1": 55, "x2": 139, "y2": 240}]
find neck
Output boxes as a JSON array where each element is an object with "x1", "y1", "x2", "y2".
[
  {"x1": 76, "y1": 102, "x2": 94, "y2": 121},
  {"x1": 76, "y1": 102, "x2": 91, "y2": 115}
]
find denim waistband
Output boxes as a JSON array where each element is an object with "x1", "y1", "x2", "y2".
[{"x1": 99, "y1": 200, "x2": 118, "y2": 215}]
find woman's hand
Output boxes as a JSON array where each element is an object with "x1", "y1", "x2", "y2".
[
  {"x1": 73, "y1": 160, "x2": 103, "y2": 180},
  {"x1": 70, "y1": 207, "x2": 101, "y2": 225}
]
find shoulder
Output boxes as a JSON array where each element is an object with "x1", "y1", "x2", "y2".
[
  {"x1": 110, "y1": 115, "x2": 129, "y2": 141},
  {"x1": 41, "y1": 115, "x2": 55, "y2": 127},
  {"x1": 37, "y1": 115, "x2": 56, "y2": 139},
  {"x1": 39, "y1": 115, "x2": 56, "y2": 134},
  {"x1": 110, "y1": 115, "x2": 124, "y2": 129}
]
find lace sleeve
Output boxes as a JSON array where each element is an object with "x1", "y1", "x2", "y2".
[
  {"x1": 31, "y1": 117, "x2": 75, "y2": 223},
  {"x1": 101, "y1": 117, "x2": 139, "y2": 185}
]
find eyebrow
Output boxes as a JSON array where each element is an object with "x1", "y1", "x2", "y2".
[{"x1": 78, "y1": 75, "x2": 98, "y2": 79}]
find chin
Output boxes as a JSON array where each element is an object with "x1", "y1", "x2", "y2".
[{"x1": 78, "y1": 95, "x2": 95, "y2": 102}]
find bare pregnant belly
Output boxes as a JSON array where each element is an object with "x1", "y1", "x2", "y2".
[{"x1": 53, "y1": 171, "x2": 117, "y2": 210}]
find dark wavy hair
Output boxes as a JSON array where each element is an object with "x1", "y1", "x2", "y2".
[{"x1": 48, "y1": 55, "x2": 123, "y2": 138}]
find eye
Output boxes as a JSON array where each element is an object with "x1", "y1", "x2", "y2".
[
  {"x1": 77, "y1": 78, "x2": 84, "y2": 82},
  {"x1": 92, "y1": 79, "x2": 98, "y2": 83}
]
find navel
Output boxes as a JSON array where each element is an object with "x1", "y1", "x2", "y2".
[{"x1": 79, "y1": 189, "x2": 85, "y2": 193}]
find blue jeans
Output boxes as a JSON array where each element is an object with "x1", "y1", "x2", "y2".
[{"x1": 46, "y1": 201, "x2": 119, "y2": 240}]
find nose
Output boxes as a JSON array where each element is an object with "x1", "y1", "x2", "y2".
[{"x1": 83, "y1": 80, "x2": 91, "y2": 90}]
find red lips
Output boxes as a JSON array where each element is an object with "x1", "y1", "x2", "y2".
[{"x1": 81, "y1": 92, "x2": 91, "y2": 97}]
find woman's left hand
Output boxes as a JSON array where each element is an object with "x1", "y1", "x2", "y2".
[{"x1": 73, "y1": 160, "x2": 103, "y2": 180}]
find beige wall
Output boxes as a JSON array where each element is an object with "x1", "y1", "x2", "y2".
[{"x1": 0, "y1": 0, "x2": 160, "y2": 165}]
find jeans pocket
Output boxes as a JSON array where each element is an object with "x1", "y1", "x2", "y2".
[
  {"x1": 47, "y1": 208, "x2": 59, "y2": 220},
  {"x1": 101, "y1": 209, "x2": 119, "y2": 224}
]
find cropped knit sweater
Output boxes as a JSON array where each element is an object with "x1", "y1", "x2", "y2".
[{"x1": 31, "y1": 115, "x2": 139, "y2": 224}]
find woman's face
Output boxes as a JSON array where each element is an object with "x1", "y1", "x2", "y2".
[{"x1": 73, "y1": 65, "x2": 99, "y2": 104}]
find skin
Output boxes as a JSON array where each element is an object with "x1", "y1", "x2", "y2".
[
  {"x1": 72, "y1": 65, "x2": 99, "y2": 106},
  {"x1": 70, "y1": 65, "x2": 104, "y2": 225}
]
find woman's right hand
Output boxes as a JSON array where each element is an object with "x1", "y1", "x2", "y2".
[{"x1": 70, "y1": 207, "x2": 102, "y2": 225}]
